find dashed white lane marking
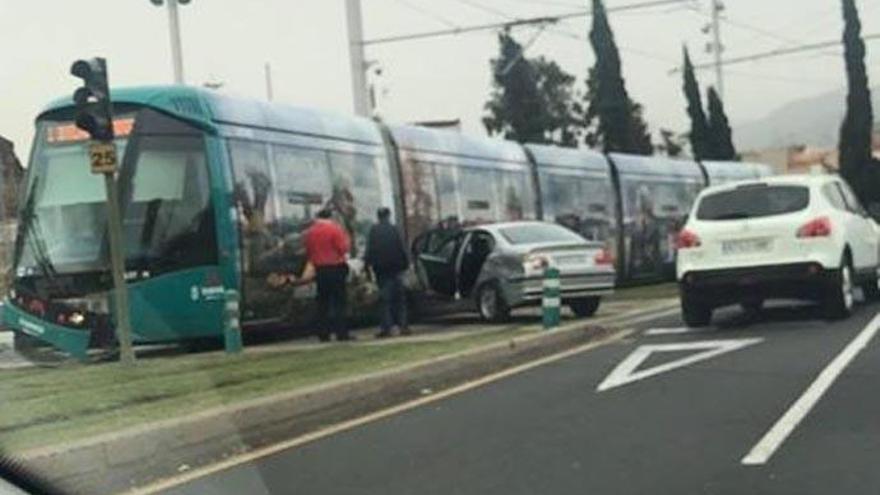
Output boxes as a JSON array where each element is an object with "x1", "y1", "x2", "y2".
[
  {"x1": 597, "y1": 338, "x2": 764, "y2": 392},
  {"x1": 742, "y1": 312, "x2": 880, "y2": 465}
]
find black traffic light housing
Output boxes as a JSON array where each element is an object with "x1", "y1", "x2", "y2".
[{"x1": 70, "y1": 57, "x2": 114, "y2": 142}]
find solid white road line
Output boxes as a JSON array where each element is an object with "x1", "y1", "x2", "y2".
[{"x1": 741, "y1": 312, "x2": 880, "y2": 465}]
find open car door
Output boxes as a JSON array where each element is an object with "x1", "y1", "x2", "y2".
[{"x1": 415, "y1": 233, "x2": 462, "y2": 297}]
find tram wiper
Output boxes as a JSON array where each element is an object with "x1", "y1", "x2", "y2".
[{"x1": 15, "y1": 176, "x2": 58, "y2": 283}]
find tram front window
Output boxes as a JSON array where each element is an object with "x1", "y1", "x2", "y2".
[{"x1": 14, "y1": 109, "x2": 216, "y2": 291}]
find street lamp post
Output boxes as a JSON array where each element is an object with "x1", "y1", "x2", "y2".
[{"x1": 150, "y1": 0, "x2": 191, "y2": 84}]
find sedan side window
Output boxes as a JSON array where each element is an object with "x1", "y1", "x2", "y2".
[{"x1": 436, "y1": 237, "x2": 459, "y2": 262}]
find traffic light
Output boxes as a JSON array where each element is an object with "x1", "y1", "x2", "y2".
[{"x1": 70, "y1": 58, "x2": 114, "y2": 142}]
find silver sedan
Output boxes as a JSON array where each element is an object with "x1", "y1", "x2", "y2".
[{"x1": 412, "y1": 221, "x2": 616, "y2": 322}]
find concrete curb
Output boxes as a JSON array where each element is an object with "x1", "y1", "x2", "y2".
[{"x1": 19, "y1": 303, "x2": 677, "y2": 494}]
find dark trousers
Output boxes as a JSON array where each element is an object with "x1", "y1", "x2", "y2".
[
  {"x1": 377, "y1": 272, "x2": 407, "y2": 332},
  {"x1": 315, "y1": 264, "x2": 349, "y2": 340}
]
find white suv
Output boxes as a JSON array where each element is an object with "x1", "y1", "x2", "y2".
[{"x1": 677, "y1": 174, "x2": 880, "y2": 326}]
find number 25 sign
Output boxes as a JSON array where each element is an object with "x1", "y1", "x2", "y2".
[{"x1": 89, "y1": 142, "x2": 118, "y2": 175}]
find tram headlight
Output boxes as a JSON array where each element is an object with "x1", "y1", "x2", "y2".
[{"x1": 69, "y1": 312, "x2": 86, "y2": 326}]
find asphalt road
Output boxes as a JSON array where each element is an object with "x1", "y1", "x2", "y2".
[{"x1": 161, "y1": 299, "x2": 880, "y2": 495}]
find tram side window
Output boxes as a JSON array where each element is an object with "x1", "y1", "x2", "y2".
[
  {"x1": 496, "y1": 169, "x2": 535, "y2": 221},
  {"x1": 125, "y1": 135, "x2": 216, "y2": 272},
  {"x1": 230, "y1": 140, "x2": 278, "y2": 237},
  {"x1": 459, "y1": 167, "x2": 499, "y2": 225},
  {"x1": 229, "y1": 140, "x2": 279, "y2": 278},
  {"x1": 435, "y1": 163, "x2": 460, "y2": 224},
  {"x1": 621, "y1": 177, "x2": 699, "y2": 279},
  {"x1": 541, "y1": 172, "x2": 612, "y2": 243},
  {"x1": 399, "y1": 154, "x2": 440, "y2": 240},
  {"x1": 272, "y1": 145, "x2": 331, "y2": 236},
  {"x1": 328, "y1": 151, "x2": 384, "y2": 257}
]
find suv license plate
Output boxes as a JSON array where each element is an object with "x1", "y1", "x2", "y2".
[{"x1": 722, "y1": 239, "x2": 772, "y2": 255}]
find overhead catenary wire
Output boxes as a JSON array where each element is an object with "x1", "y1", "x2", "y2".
[
  {"x1": 673, "y1": 33, "x2": 880, "y2": 73},
  {"x1": 453, "y1": 0, "x2": 679, "y2": 65},
  {"x1": 361, "y1": 0, "x2": 692, "y2": 46},
  {"x1": 391, "y1": 0, "x2": 460, "y2": 28}
]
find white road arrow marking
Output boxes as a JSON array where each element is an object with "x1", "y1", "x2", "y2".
[{"x1": 597, "y1": 338, "x2": 764, "y2": 392}]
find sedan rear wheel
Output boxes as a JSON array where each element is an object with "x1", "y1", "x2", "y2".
[
  {"x1": 476, "y1": 283, "x2": 510, "y2": 323},
  {"x1": 569, "y1": 297, "x2": 601, "y2": 318}
]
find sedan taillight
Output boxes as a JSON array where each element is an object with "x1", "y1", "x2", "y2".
[
  {"x1": 797, "y1": 216, "x2": 832, "y2": 238},
  {"x1": 594, "y1": 247, "x2": 615, "y2": 266},
  {"x1": 676, "y1": 229, "x2": 701, "y2": 249}
]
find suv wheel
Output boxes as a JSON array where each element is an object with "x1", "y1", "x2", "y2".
[
  {"x1": 824, "y1": 259, "x2": 855, "y2": 319},
  {"x1": 860, "y1": 267, "x2": 880, "y2": 301},
  {"x1": 476, "y1": 283, "x2": 510, "y2": 323},
  {"x1": 569, "y1": 297, "x2": 601, "y2": 318},
  {"x1": 681, "y1": 290, "x2": 712, "y2": 327}
]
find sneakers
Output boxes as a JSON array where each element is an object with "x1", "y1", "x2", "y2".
[{"x1": 375, "y1": 330, "x2": 393, "y2": 339}]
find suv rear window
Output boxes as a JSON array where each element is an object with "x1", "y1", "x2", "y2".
[{"x1": 696, "y1": 185, "x2": 809, "y2": 221}]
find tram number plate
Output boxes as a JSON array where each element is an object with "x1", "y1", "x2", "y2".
[{"x1": 89, "y1": 142, "x2": 118, "y2": 175}]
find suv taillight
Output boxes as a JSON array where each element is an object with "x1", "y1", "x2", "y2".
[
  {"x1": 797, "y1": 216, "x2": 832, "y2": 238},
  {"x1": 676, "y1": 229, "x2": 701, "y2": 249}
]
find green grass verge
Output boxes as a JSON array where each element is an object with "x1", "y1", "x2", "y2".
[
  {"x1": 609, "y1": 282, "x2": 679, "y2": 301},
  {"x1": 0, "y1": 326, "x2": 541, "y2": 453}
]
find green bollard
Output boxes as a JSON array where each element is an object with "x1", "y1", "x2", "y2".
[
  {"x1": 224, "y1": 289, "x2": 243, "y2": 354},
  {"x1": 542, "y1": 266, "x2": 561, "y2": 330}
]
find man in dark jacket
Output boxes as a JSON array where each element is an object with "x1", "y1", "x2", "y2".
[{"x1": 364, "y1": 207, "x2": 410, "y2": 338}]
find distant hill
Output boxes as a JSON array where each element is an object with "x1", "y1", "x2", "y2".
[{"x1": 733, "y1": 87, "x2": 880, "y2": 151}]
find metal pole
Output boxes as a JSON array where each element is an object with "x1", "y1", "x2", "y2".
[
  {"x1": 264, "y1": 62, "x2": 274, "y2": 101},
  {"x1": 345, "y1": 0, "x2": 371, "y2": 116},
  {"x1": 711, "y1": 0, "x2": 724, "y2": 99},
  {"x1": 167, "y1": 0, "x2": 185, "y2": 84},
  {"x1": 104, "y1": 173, "x2": 136, "y2": 365}
]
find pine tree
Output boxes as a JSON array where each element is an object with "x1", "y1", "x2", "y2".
[
  {"x1": 682, "y1": 46, "x2": 710, "y2": 160},
  {"x1": 483, "y1": 30, "x2": 546, "y2": 144},
  {"x1": 706, "y1": 86, "x2": 737, "y2": 160},
  {"x1": 839, "y1": 0, "x2": 877, "y2": 205},
  {"x1": 584, "y1": 0, "x2": 653, "y2": 155},
  {"x1": 483, "y1": 30, "x2": 582, "y2": 146}
]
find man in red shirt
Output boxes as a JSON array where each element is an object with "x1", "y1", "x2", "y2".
[{"x1": 305, "y1": 209, "x2": 352, "y2": 342}]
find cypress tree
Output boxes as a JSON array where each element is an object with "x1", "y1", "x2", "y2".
[
  {"x1": 682, "y1": 46, "x2": 710, "y2": 159},
  {"x1": 839, "y1": 0, "x2": 875, "y2": 204},
  {"x1": 706, "y1": 86, "x2": 737, "y2": 160},
  {"x1": 585, "y1": 0, "x2": 653, "y2": 154}
]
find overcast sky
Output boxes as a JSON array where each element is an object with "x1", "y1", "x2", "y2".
[{"x1": 0, "y1": 0, "x2": 877, "y2": 158}]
